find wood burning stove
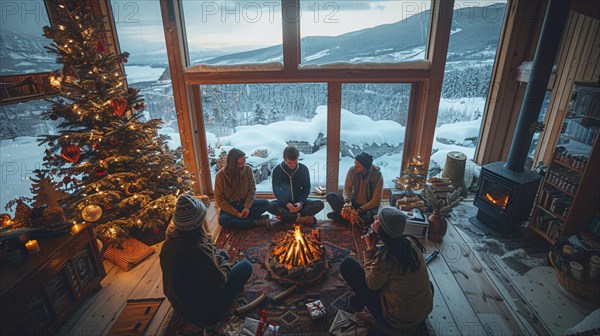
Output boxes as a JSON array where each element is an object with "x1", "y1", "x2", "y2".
[
  {"x1": 470, "y1": 162, "x2": 540, "y2": 235},
  {"x1": 470, "y1": 0, "x2": 569, "y2": 236}
]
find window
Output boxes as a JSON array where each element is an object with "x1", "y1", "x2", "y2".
[
  {"x1": 182, "y1": 0, "x2": 284, "y2": 65},
  {"x1": 431, "y1": 1, "x2": 507, "y2": 175},
  {"x1": 528, "y1": 90, "x2": 552, "y2": 168},
  {"x1": 299, "y1": 0, "x2": 431, "y2": 65},
  {"x1": 0, "y1": 0, "x2": 52, "y2": 75},
  {"x1": 202, "y1": 83, "x2": 326, "y2": 192},
  {"x1": 340, "y1": 83, "x2": 410, "y2": 188},
  {"x1": 1, "y1": 99, "x2": 55, "y2": 214},
  {"x1": 111, "y1": 0, "x2": 182, "y2": 149}
]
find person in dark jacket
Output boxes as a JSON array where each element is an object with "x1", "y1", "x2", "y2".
[
  {"x1": 340, "y1": 207, "x2": 433, "y2": 333},
  {"x1": 214, "y1": 148, "x2": 270, "y2": 229},
  {"x1": 160, "y1": 194, "x2": 252, "y2": 325},
  {"x1": 269, "y1": 146, "x2": 324, "y2": 225},
  {"x1": 326, "y1": 152, "x2": 383, "y2": 227}
]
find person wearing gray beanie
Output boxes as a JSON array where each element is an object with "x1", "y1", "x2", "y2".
[
  {"x1": 339, "y1": 206, "x2": 433, "y2": 332},
  {"x1": 160, "y1": 193, "x2": 252, "y2": 325},
  {"x1": 326, "y1": 152, "x2": 383, "y2": 228}
]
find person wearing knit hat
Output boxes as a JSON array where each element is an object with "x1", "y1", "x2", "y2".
[
  {"x1": 339, "y1": 206, "x2": 433, "y2": 333},
  {"x1": 214, "y1": 148, "x2": 271, "y2": 229},
  {"x1": 160, "y1": 193, "x2": 252, "y2": 325},
  {"x1": 326, "y1": 152, "x2": 383, "y2": 228}
]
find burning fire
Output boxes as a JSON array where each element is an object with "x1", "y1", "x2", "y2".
[
  {"x1": 484, "y1": 192, "x2": 509, "y2": 209},
  {"x1": 272, "y1": 226, "x2": 323, "y2": 269}
]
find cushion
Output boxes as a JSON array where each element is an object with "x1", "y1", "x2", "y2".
[{"x1": 104, "y1": 237, "x2": 154, "y2": 271}]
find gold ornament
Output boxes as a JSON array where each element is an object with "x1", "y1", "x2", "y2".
[{"x1": 82, "y1": 204, "x2": 103, "y2": 222}]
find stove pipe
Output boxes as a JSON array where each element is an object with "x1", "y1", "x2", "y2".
[{"x1": 504, "y1": 0, "x2": 571, "y2": 171}]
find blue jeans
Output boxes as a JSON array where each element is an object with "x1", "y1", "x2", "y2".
[
  {"x1": 190, "y1": 259, "x2": 252, "y2": 324},
  {"x1": 268, "y1": 199, "x2": 324, "y2": 222},
  {"x1": 219, "y1": 199, "x2": 270, "y2": 229}
]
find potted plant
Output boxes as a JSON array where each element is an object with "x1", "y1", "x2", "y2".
[{"x1": 422, "y1": 187, "x2": 464, "y2": 242}]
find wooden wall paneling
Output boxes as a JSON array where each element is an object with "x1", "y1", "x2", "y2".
[
  {"x1": 326, "y1": 82, "x2": 341, "y2": 192},
  {"x1": 475, "y1": 0, "x2": 545, "y2": 165},
  {"x1": 584, "y1": 28, "x2": 600, "y2": 81},
  {"x1": 160, "y1": 0, "x2": 202, "y2": 194},
  {"x1": 417, "y1": 0, "x2": 454, "y2": 168},
  {"x1": 574, "y1": 18, "x2": 599, "y2": 82}
]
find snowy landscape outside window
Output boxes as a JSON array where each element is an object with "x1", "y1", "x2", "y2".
[
  {"x1": 340, "y1": 83, "x2": 410, "y2": 189},
  {"x1": 182, "y1": 0, "x2": 284, "y2": 66},
  {"x1": 1, "y1": 1, "x2": 53, "y2": 213},
  {"x1": 430, "y1": 1, "x2": 507, "y2": 176},
  {"x1": 201, "y1": 83, "x2": 327, "y2": 192},
  {"x1": 110, "y1": 0, "x2": 182, "y2": 150},
  {"x1": 299, "y1": 0, "x2": 431, "y2": 65}
]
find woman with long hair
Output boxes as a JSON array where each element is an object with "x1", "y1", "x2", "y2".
[{"x1": 340, "y1": 206, "x2": 433, "y2": 333}]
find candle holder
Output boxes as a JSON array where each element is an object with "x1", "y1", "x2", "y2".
[{"x1": 25, "y1": 240, "x2": 40, "y2": 254}]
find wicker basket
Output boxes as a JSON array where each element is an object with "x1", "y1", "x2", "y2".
[{"x1": 548, "y1": 251, "x2": 600, "y2": 301}]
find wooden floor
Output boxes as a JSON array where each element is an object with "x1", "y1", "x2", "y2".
[{"x1": 59, "y1": 199, "x2": 597, "y2": 335}]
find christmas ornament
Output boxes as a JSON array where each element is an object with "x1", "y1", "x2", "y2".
[
  {"x1": 63, "y1": 175, "x2": 72, "y2": 184},
  {"x1": 104, "y1": 202, "x2": 112, "y2": 210},
  {"x1": 177, "y1": 177, "x2": 182, "y2": 183},
  {"x1": 1, "y1": 213, "x2": 11, "y2": 226},
  {"x1": 50, "y1": 113, "x2": 58, "y2": 120},
  {"x1": 134, "y1": 103, "x2": 145, "y2": 110},
  {"x1": 94, "y1": 54, "x2": 103, "y2": 61},
  {"x1": 82, "y1": 204, "x2": 102, "y2": 222},
  {"x1": 109, "y1": 137, "x2": 119, "y2": 146},
  {"x1": 60, "y1": 144, "x2": 81, "y2": 163},
  {"x1": 95, "y1": 166, "x2": 108, "y2": 177},
  {"x1": 110, "y1": 97, "x2": 127, "y2": 117},
  {"x1": 153, "y1": 227, "x2": 159, "y2": 234},
  {"x1": 93, "y1": 143, "x2": 102, "y2": 151},
  {"x1": 96, "y1": 40, "x2": 106, "y2": 53}
]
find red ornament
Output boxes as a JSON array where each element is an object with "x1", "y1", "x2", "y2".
[
  {"x1": 60, "y1": 144, "x2": 81, "y2": 163},
  {"x1": 104, "y1": 202, "x2": 112, "y2": 210},
  {"x1": 110, "y1": 97, "x2": 128, "y2": 117},
  {"x1": 153, "y1": 227, "x2": 159, "y2": 234},
  {"x1": 63, "y1": 175, "x2": 72, "y2": 184},
  {"x1": 134, "y1": 103, "x2": 145, "y2": 110},
  {"x1": 95, "y1": 166, "x2": 107, "y2": 177},
  {"x1": 96, "y1": 40, "x2": 106, "y2": 53},
  {"x1": 109, "y1": 137, "x2": 119, "y2": 146},
  {"x1": 93, "y1": 143, "x2": 102, "y2": 151},
  {"x1": 50, "y1": 114, "x2": 58, "y2": 120}
]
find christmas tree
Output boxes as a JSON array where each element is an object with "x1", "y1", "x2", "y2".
[
  {"x1": 30, "y1": 169, "x2": 69, "y2": 209},
  {"x1": 253, "y1": 102, "x2": 266, "y2": 124},
  {"x1": 38, "y1": 3, "x2": 193, "y2": 244},
  {"x1": 395, "y1": 155, "x2": 427, "y2": 193}
]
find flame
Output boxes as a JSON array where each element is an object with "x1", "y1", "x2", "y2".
[
  {"x1": 272, "y1": 225, "x2": 323, "y2": 269},
  {"x1": 484, "y1": 192, "x2": 509, "y2": 209}
]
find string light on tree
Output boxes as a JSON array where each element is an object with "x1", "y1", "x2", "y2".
[{"x1": 31, "y1": 2, "x2": 195, "y2": 245}]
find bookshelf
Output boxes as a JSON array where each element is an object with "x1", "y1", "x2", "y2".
[
  {"x1": 530, "y1": 82, "x2": 600, "y2": 243},
  {"x1": 0, "y1": 224, "x2": 105, "y2": 335}
]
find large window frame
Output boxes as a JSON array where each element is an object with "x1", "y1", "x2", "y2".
[{"x1": 160, "y1": 0, "x2": 454, "y2": 196}]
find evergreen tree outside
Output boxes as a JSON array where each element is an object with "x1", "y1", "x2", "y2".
[
  {"x1": 38, "y1": 4, "x2": 193, "y2": 244},
  {"x1": 268, "y1": 105, "x2": 280, "y2": 123},
  {"x1": 253, "y1": 102, "x2": 266, "y2": 124}
]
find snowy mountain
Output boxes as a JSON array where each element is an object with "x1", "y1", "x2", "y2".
[
  {"x1": 1, "y1": 4, "x2": 506, "y2": 72},
  {"x1": 0, "y1": 30, "x2": 56, "y2": 74},
  {"x1": 202, "y1": 3, "x2": 506, "y2": 65}
]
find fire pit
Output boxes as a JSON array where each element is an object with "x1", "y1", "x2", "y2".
[{"x1": 265, "y1": 225, "x2": 328, "y2": 285}]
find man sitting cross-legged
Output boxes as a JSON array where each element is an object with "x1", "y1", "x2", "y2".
[{"x1": 269, "y1": 145, "x2": 324, "y2": 225}]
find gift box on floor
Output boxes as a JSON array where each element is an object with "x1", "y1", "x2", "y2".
[
  {"x1": 305, "y1": 300, "x2": 326, "y2": 320},
  {"x1": 240, "y1": 316, "x2": 279, "y2": 336}
]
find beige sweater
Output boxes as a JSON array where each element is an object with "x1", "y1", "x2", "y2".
[
  {"x1": 214, "y1": 165, "x2": 256, "y2": 216},
  {"x1": 363, "y1": 241, "x2": 433, "y2": 329}
]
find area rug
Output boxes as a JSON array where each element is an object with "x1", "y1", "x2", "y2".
[
  {"x1": 107, "y1": 298, "x2": 164, "y2": 336},
  {"x1": 162, "y1": 220, "x2": 432, "y2": 335}
]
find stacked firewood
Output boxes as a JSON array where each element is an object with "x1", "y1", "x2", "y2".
[{"x1": 427, "y1": 177, "x2": 455, "y2": 199}]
